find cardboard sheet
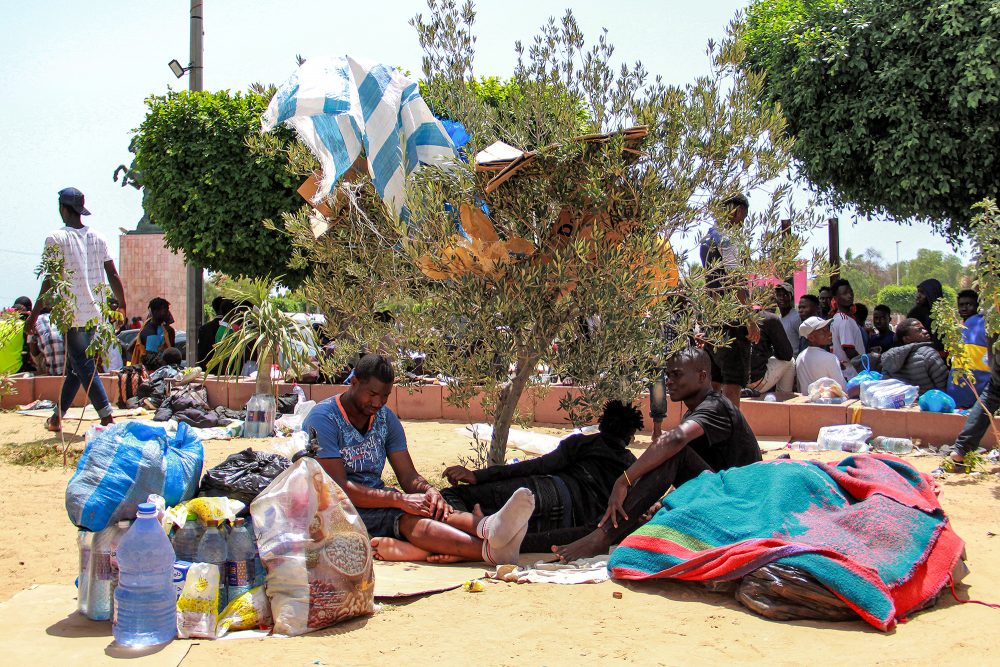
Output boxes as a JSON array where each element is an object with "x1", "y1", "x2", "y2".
[{"x1": 0, "y1": 585, "x2": 191, "y2": 666}]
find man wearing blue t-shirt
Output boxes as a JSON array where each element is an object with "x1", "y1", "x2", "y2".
[{"x1": 304, "y1": 354, "x2": 535, "y2": 564}]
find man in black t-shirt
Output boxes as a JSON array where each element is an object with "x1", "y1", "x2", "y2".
[
  {"x1": 440, "y1": 401, "x2": 642, "y2": 552},
  {"x1": 553, "y1": 347, "x2": 761, "y2": 562}
]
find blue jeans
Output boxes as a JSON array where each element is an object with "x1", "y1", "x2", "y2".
[
  {"x1": 58, "y1": 328, "x2": 112, "y2": 419},
  {"x1": 953, "y1": 377, "x2": 1000, "y2": 457}
]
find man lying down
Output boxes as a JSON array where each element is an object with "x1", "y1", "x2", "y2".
[
  {"x1": 303, "y1": 353, "x2": 537, "y2": 565},
  {"x1": 552, "y1": 346, "x2": 762, "y2": 562}
]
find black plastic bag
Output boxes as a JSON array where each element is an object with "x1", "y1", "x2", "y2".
[
  {"x1": 735, "y1": 563, "x2": 859, "y2": 622},
  {"x1": 198, "y1": 448, "x2": 291, "y2": 507}
]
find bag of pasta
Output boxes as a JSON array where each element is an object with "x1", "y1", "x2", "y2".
[{"x1": 249, "y1": 457, "x2": 374, "y2": 636}]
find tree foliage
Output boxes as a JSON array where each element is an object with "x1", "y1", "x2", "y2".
[
  {"x1": 134, "y1": 90, "x2": 308, "y2": 284},
  {"x1": 275, "y1": 0, "x2": 812, "y2": 464},
  {"x1": 875, "y1": 284, "x2": 957, "y2": 318},
  {"x1": 742, "y1": 0, "x2": 1000, "y2": 239}
]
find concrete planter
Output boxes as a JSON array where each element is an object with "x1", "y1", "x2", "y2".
[{"x1": 395, "y1": 385, "x2": 444, "y2": 420}]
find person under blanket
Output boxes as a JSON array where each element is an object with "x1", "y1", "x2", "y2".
[
  {"x1": 552, "y1": 347, "x2": 762, "y2": 562},
  {"x1": 303, "y1": 353, "x2": 537, "y2": 565},
  {"x1": 440, "y1": 400, "x2": 642, "y2": 553}
]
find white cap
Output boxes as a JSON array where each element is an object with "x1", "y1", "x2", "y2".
[{"x1": 799, "y1": 316, "x2": 833, "y2": 337}]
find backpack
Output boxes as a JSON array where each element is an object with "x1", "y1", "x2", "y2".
[{"x1": 117, "y1": 365, "x2": 147, "y2": 408}]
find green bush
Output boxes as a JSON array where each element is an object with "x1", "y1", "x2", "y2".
[{"x1": 134, "y1": 90, "x2": 307, "y2": 284}]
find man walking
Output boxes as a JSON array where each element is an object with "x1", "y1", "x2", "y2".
[{"x1": 27, "y1": 188, "x2": 126, "y2": 431}]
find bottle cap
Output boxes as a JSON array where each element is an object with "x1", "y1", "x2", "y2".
[
  {"x1": 207, "y1": 519, "x2": 219, "y2": 527},
  {"x1": 136, "y1": 502, "x2": 156, "y2": 515},
  {"x1": 117, "y1": 520, "x2": 131, "y2": 528},
  {"x1": 186, "y1": 512, "x2": 198, "y2": 522},
  {"x1": 234, "y1": 517, "x2": 245, "y2": 526}
]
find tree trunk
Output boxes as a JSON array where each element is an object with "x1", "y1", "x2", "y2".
[{"x1": 489, "y1": 351, "x2": 540, "y2": 466}]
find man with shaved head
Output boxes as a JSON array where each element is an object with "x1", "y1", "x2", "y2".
[{"x1": 553, "y1": 347, "x2": 762, "y2": 562}]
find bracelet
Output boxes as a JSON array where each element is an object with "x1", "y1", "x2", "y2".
[{"x1": 622, "y1": 470, "x2": 633, "y2": 488}]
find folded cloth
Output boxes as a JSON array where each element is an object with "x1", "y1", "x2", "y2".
[
  {"x1": 490, "y1": 556, "x2": 610, "y2": 585},
  {"x1": 608, "y1": 455, "x2": 965, "y2": 631}
]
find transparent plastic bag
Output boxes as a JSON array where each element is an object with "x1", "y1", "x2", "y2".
[
  {"x1": 216, "y1": 585, "x2": 272, "y2": 637},
  {"x1": 736, "y1": 563, "x2": 858, "y2": 622},
  {"x1": 176, "y1": 562, "x2": 220, "y2": 639},
  {"x1": 806, "y1": 377, "x2": 847, "y2": 404},
  {"x1": 250, "y1": 457, "x2": 374, "y2": 636},
  {"x1": 845, "y1": 356, "x2": 881, "y2": 398},
  {"x1": 817, "y1": 424, "x2": 872, "y2": 451}
]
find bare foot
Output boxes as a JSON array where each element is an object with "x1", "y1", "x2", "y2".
[
  {"x1": 552, "y1": 530, "x2": 612, "y2": 563},
  {"x1": 45, "y1": 416, "x2": 61, "y2": 433},
  {"x1": 371, "y1": 537, "x2": 431, "y2": 562},
  {"x1": 426, "y1": 554, "x2": 465, "y2": 564}
]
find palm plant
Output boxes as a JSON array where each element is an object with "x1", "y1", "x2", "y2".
[{"x1": 208, "y1": 276, "x2": 318, "y2": 384}]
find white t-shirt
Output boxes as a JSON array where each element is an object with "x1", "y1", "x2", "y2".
[
  {"x1": 780, "y1": 309, "x2": 802, "y2": 355},
  {"x1": 796, "y1": 345, "x2": 847, "y2": 391},
  {"x1": 44, "y1": 226, "x2": 112, "y2": 326},
  {"x1": 830, "y1": 312, "x2": 865, "y2": 380}
]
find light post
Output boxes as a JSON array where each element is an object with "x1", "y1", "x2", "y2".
[
  {"x1": 169, "y1": 2, "x2": 205, "y2": 367},
  {"x1": 896, "y1": 241, "x2": 900, "y2": 286}
]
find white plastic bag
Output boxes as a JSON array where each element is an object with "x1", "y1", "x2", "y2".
[
  {"x1": 176, "y1": 562, "x2": 220, "y2": 639},
  {"x1": 250, "y1": 457, "x2": 374, "y2": 636},
  {"x1": 806, "y1": 378, "x2": 847, "y2": 404},
  {"x1": 817, "y1": 424, "x2": 873, "y2": 452},
  {"x1": 275, "y1": 400, "x2": 317, "y2": 436}
]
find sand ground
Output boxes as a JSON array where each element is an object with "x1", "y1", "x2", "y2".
[{"x1": 0, "y1": 411, "x2": 998, "y2": 666}]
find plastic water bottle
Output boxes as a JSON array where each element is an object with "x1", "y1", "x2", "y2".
[
  {"x1": 87, "y1": 522, "x2": 127, "y2": 620},
  {"x1": 244, "y1": 394, "x2": 262, "y2": 438},
  {"x1": 292, "y1": 383, "x2": 307, "y2": 405},
  {"x1": 226, "y1": 518, "x2": 257, "y2": 603},
  {"x1": 113, "y1": 503, "x2": 177, "y2": 647},
  {"x1": 872, "y1": 436, "x2": 914, "y2": 454},
  {"x1": 244, "y1": 516, "x2": 266, "y2": 588},
  {"x1": 170, "y1": 513, "x2": 202, "y2": 563},
  {"x1": 109, "y1": 520, "x2": 130, "y2": 619},
  {"x1": 77, "y1": 530, "x2": 92, "y2": 617},
  {"x1": 197, "y1": 520, "x2": 229, "y2": 612}
]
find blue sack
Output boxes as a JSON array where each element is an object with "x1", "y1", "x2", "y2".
[
  {"x1": 846, "y1": 355, "x2": 882, "y2": 398},
  {"x1": 919, "y1": 389, "x2": 956, "y2": 414},
  {"x1": 66, "y1": 421, "x2": 204, "y2": 531}
]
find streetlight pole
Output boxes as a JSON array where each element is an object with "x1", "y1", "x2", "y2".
[
  {"x1": 185, "y1": 1, "x2": 204, "y2": 367},
  {"x1": 896, "y1": 241, "x2": 900, "y2": 285}
]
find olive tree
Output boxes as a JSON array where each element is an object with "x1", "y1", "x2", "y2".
[{"x1": 272, "y1": 0, "x2": 812, "y2": 465}]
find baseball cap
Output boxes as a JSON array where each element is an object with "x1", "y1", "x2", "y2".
[
  {"x1": 775, "y1": 282, "x2": 794, "y2": 295},
  {"x1": 799, "y1": 316, "x2": 833, "y2": 337},
  {"x1": 58, "y1": 187, "x2": 91, "y2": 216}
]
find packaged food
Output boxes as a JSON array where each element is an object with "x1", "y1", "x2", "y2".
[{"x1": 176, "y1": 562, "x2": 220, "y2": 639}]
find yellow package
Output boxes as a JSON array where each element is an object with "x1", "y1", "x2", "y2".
[
  {"x1": 216, "y1": 586, "x2": 272, "y2": 637},
  {"x1": 184, "y1": 497, "x2": 245, "y2": 525}
]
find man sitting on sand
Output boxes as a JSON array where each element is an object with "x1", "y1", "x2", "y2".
[
  {"x1": 303, "y1": 354, "x2": 535, "y2": 565},
  {"x1": 441, "y1": 400, "x2": 642, "y2": 553},
  {"x1": 553, "y1": 347, "x2": 762, "y2": 562}
]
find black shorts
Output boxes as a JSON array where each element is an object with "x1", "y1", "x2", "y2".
[{"x1": 707, "y1": 326, "x2": 750, "y2": 386}]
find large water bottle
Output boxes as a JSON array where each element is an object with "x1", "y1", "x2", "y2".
[
  {"x1": 76, "y1": 530, "x2": 92, "y2": 617},
  {"x1": 196, "y1": 520, "x2": 229, "y2": 612},
  {"x1": 225, "y1": 518, "x2": 257, "y2": 603},
  {"x1": 109, "y1": 520, "x2": 130, "y2": 620},
  {"x1": 113, "y1": 503, "x2": 177, "y2": 647},
  {"x1": 872, "y1": 436, "x2": 914, "y2": 454},
  {"x1": 170, "y1": 513, "x2": 202, "y2": 563},
  {"x1": 244, "y1": 516, "x2": 266, "y2": 588},
  {"x1": 292, "y1": 383, "x2": 307, "y2": 405},
  {"x1": 87, "y1": 522, "x2": 127, "y2": 621},
  {"x1": 244, "y1": 393, "x2": 262, "y2": 438}
]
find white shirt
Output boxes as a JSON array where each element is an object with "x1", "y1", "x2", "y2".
[
  {"x1": 780, "y1": 309, "x2": 802, "y2": 355},
  {"x1": 796, "y1": 345, "x2": 847, "y2": 391},
  {"x1": 44, "y1": 226, "x2": 112, "y2": 327},
  {"x1": 830, "y1": 312, "x2": 865, "y2": 380}
]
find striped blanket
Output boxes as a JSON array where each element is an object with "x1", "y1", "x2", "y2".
[
  {"x1": 608, "y1": 455, "x2": 964, "y2": 630},
  {"x1": 262, "y1": 55, "x2": 457, "y2": 221}
]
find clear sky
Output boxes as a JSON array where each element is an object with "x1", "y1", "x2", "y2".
[{"x1": 0, "y1": 0, "x2": 963, "y2": 307}]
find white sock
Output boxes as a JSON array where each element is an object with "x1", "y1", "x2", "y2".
[
  {"x1": 478, "y1": 487, "x2": 535, "y2": 546},
  {"x1": 482, "y1": 519, "x2": 530, "y2": 566}
]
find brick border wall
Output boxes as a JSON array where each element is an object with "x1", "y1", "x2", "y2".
[{"x1": 8, "y1": 376, "x2": 989, "y2": 447}]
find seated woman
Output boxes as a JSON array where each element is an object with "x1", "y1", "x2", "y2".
[
  {"x1": 879, "y1": 318, "x2": 949, "y2": 394},
  {"x1": 440, "y1": 400, "x2": 643, "y2": 554}
]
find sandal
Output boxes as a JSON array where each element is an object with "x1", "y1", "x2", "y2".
[{"x1": 45, "y1": 416, "x2": 62, "y2": 433}]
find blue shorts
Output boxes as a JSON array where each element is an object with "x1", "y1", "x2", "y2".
[{"x1": 356, "y1": 506, "x2": 404, "y2": 539}]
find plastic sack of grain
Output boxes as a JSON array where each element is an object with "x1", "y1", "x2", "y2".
[{"x1": 249, "y1": 457, "x2": 374, "y2": 636}]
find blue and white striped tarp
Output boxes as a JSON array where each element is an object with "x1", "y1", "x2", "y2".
[{"x1": 262, "y1": 56, "x2": 457, "y2": 220}]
